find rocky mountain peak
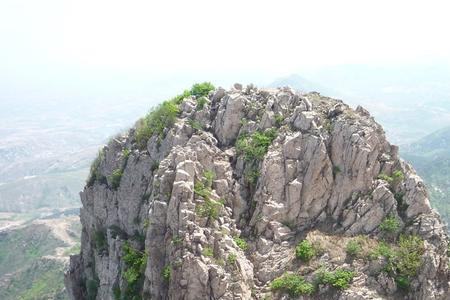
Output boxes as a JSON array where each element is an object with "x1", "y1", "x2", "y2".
[{"x1": 66, "y1": 83, "x2": 450, "y2": 299}]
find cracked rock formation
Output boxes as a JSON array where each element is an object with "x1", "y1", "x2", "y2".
[{"x1": 66, "y1": 84, "x2": 450, "y2": 300}]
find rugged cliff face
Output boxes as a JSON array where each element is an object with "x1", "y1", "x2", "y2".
[{"x1": 66, "y1": 84, "x2": 450, "y2": 300}]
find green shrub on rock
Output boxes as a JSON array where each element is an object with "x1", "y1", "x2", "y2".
[
  {"x1": 196, "y1": 198, "x2": 223, "y2": 220},
  {"x1": 295, "y1": 240, "x2": 315, "y2": 262},
  {"x1": 316, "y1": 268, "x2": 355, "y2": 289},
  {"x1": 135, "y1": 100, "x2": 180, "y2": 149},
  {"x1": 271, "y1": 273, "x2": 315, "y2": 296},
  {"x1": 379, "y1": 216, "x2": 400, "y2": 234},
  {"x1": 190, "y1": 82, "x2": 215, "y2": 97},
  {"x1": 346, "y1": 239, "x2": 362, "y2": 257},
  {"x1": 395, "y1": 235, "x2": 424, "y2": 278},
  {"x1": 236, "y1": 129, "x2": 277, "y2": 162}
]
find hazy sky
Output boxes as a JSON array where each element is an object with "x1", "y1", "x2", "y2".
[{"x1": 1, "y1": 0, "x2": 450, "y2": 99}]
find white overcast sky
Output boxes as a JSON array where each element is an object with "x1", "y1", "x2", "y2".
[{"x1": 1, "y1": 0, "x2": 450, "y2": 98}]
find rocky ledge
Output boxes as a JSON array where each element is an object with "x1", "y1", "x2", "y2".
[{"x1": 66, "y1": 83, "x2": 450, "y2": 299}]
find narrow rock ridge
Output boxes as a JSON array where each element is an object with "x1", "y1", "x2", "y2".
[{"x1": 66, "y1": 84, "x2": 450, "y2": 300}]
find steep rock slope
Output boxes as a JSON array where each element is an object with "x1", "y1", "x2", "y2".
[{"x1": 66, "y1": 84, "x2": 450, "y2": 300}]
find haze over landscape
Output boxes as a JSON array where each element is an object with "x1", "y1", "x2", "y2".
[{"x1": 1, "y1": 0, "x2": 450, "y2": 299}]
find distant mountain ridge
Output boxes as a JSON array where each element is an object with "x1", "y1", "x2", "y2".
[{"x1": 402, "y1": 126, "x2": 450, "y2": 227}]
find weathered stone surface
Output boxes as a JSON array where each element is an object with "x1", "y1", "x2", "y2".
[{"x1": 66, "y1": 85, "x2": 450, "y2": 300}]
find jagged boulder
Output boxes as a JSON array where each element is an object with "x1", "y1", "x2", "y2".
[{"x1": 66, "y1": 84, "x2": 450, "y2": 300}]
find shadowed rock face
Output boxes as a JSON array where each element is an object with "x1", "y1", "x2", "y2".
[{"x1": 66, "y1": 85, "x2": 450, "y2": 300}]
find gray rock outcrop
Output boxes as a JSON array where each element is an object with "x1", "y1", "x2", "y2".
[{"x1": 66, "y1": 85, "x2": 450, "y2": 300}]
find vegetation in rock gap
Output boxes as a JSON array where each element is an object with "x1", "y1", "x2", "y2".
[
  {"x1": 227, "y1": 253, "x2": 237, "y2": 266},
  {"x1": 87, "y1": 149, "x2": 106, "y2": 186},
  {"x1": 274, "y1": 114, "x2": 284, "y2": 127},
  {"x1": 392, "y1": 170, "x2": 405, "y2": 184},
  {"x1": 236, "y1": 129, "x2": 277, "y2": 162},
  {"x1": 171, "y1": 235, "x2": 183, "y2": 246},
  {"x1": 378, "y1": 169, "x2": 404, "y2": 187},
  {"x1": 113, "y1": 286, "x2": 121, "y2": 300},
  {"x1": 244, "y1": 168, "x2": 260, "y2": 185},
  {"x1": 203, "y1": 246, "x2": 214, "y2": 257},
  {"x1": 187, "y1": 118, "x2": 203, "y2": 131},
  {"x1": 122, "y1": 241, "x2": 147, "y2": 299},
  {"x1": 236, "y1": 128, "x2": 277, "y2": 185},
  {"x1": 122, "y1": 148, "x2": 131, "y2": 160},
  {"x1": 196, "y1": 198, "x2": 223, "y2": 220},
  {"x1": 369, "y1": 235, "x2": 424, "y2": 290},
  {"x1": 86, "y1": 277, "x2": 100, "y2": 300},
  {"x1": 332, "y1": 165, "x2": 341, "y2": 178},
  {"x1": 392, "y1": 235, "x2": 424, "y2": 280},
  {"x1": 162, "y1": 265, "x2": 171, "y2": 283},
  {"x1": 378, "y1": 173, "x2": 394, "y2": 183},
  {"x1": 194, "y1": 181, "x2": 211, "y2": 199},
  {"x1": 194, "y1": 171, "x2": 223, "y2": 220},
  {"x1": 233, "y1": 236, "x2": 248, "y2": 251},
  {"x1": 271, "y1": 273, "x2": 315, "y2": 296},
  {"x1": 151, "y1": 161, "x2": 159, "y2": 172},
  {"x1": 203, "y1": 170, "x2": 215, "y2": 188},
  {"x1": 94, "y1": 229, "x2": 108, "y2": 255},
  {"x1": 109, "y1": 168, "x2": 123, "y2": 190}
]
